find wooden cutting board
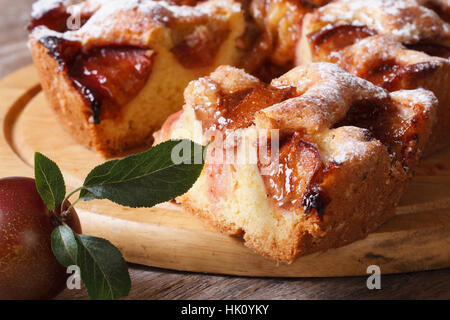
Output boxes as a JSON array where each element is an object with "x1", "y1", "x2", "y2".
[{"x1": 1, "y1": 65, "x2": 449, "y2": 277}]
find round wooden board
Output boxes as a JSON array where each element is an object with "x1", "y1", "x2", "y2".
[{"x1": 1, "y1": 66, "x2": 449, "y2": 277}]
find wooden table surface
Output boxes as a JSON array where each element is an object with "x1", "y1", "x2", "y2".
[{"x1": 1, "y1": 0, "x2": 449, "y2": 300}]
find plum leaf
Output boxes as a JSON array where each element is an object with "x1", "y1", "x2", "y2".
[
  {"x1": 52, "y1": 225, "x2": 131, "y2": 300},
  {"x1": 51, "y1": 225, "x2": 78, "y2": 267},
  {"x1": 34, "y1": 152, "x2": 66, "y2": 212},
  {"x1": 79, "y1": 140, "x2": 206, "y2": 207},
  {"x1": 75, "y1": 234, "x2": 131, "y2": 300}
]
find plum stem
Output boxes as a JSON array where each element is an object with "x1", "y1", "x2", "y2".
[
  {"x1": 61, "y1": 198, "x2": 81, "y2": 220},
  {"x1": 60, "y1": 186, "x2": 84, "y2": 221},
  {"x1": 63, "y1": 186, "x2": 84, "y2": 205}
]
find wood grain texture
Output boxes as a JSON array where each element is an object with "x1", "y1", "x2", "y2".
[{"x1": 0, "y1": 0, "x2": 449, "y2": 299}]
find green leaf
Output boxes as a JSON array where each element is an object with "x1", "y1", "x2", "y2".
[
  {"x1": 75, "y1": 234, "x2": 131, "y2": 300},
  {"x1": 80, "y1": 140, "x2": 206, "y2": 208},
  {"x1": 51, "y1": 225, "x2": 131, "y2": 300},
  {"x1": 34, "y1": 152, "x2": 66, "y2": 212},
  {"x1": 51, "y1": 225, "x2": 78, "y2": 267},
  {"x1": 79, "y1": 159, "x2": 119, "y2": 201}
]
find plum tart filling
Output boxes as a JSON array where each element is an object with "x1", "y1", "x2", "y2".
[
  {"x1": 28, "y1": 1, "x2": 93, "y2": 32},
  {"x1": 195, "y1": 83, "x2": 335, "y2": 218},
  {"x1": 40, "y1": 36, "x2": 154, "y2": 124},
  {"x1": 308, "y1": 24, "x2": 377, "y2": 60},
  {"x1": 171, "y1": 26, "x2": 230, "y2": 69},
  {"x1": 258, "y1": 131, "x2": 329, "y2": 219},
  {"x1": 406, "y1": 43, "x2": 450, "y2": 59}
]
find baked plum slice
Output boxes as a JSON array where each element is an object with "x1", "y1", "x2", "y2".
[
  {"x1": 406, "y1": 43, "x2": 450, "y2": 59},
  {"x1": 259, "y1": 132, "x2": 328, "y2": 217},
  {"x1": 40, "y1": 36, "x2": 154, "y2": 124},
  {"x1": 70, "y1": 46, "x2": 154, "y2": 123},
  {"x1": 308, "y1": 24, "x2": 376, "y2": 61}
]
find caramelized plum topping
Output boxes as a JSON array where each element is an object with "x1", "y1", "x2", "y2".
[
  {"x1": 40, "y1": 36, "x2": 153, "y2": 123},
  {"x1": 364, "y1": 60, "x2": 402, "y2": 88},
  {"x1": 259, "y1": 132, "x2": 327, "y2": 217},
  {"x1": 336, "y1": 100, "x2": 388, "y2": 141},
  {"x1": 421, "y1": 1, "x2": 450, "y2": 23},
  {"x1": 224, "y1": 86, "x2": 296, "y2": 130},
  {"x1": 301, "y1": 184, "x2": 328, "y2": 218},
  {"x1": 197, "y1": 85, "x2": 295, "y2": 132},
  {"x1": 165, "y1": 0, "x2": 207, "y2": 5},
  {"x1": 40, "y1": 36, "x2": 82, "y2": 69},
  {"x1": 70, "y1": 47, "x2": 154, "y2": 123},
  {"x1": 193, "y1": 87, "x2": 253, "y2": 132},
  {"x1": 308, "y1": 24, "x2": 376, "y2": 60},
  {"x1": 28, "y1": 3, "x2": 70, "y2": 32},
  {"x1": 336, "y1": 98, "x2": 422, "y2": 171},
  {"x1": 235, "y1": 21, "x2": 267, "y2": 74},
  {"x1": 171, "y1": 26, "x2": 230, "y2": 69},
  {"x1": 252, "y1": 61, "x2": 292, "y2": 84},
  {"x1": 303, "y1": 0, "x2": 333, "y2": 6},
  {"x1": 406, "y1": 43, "x2": 450, "y2": 59},
  {"x1": 366, "y1": 61, "x2": 440, "y2": 92},
  {"x1": 28, "y1": 3, "x2": 92, "y2": 32}
]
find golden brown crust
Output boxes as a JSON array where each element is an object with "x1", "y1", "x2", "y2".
[{"x1": 30, "y1": 38, "x2": 96, "y2": 152}]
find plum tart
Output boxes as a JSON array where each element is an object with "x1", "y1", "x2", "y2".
[
  {"x1": 29, "y1": 0, "x2": 247, "y2": 156},
  {"x1": 296, "y1": 0, "x2": 450, "y2": 154},
  {"x1": 154, "y1": 63, "x2": 437, "y2": 261}
]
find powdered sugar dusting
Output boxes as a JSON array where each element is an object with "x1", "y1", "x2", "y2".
[
  {"x1": 259, "y1": 63, "x2": 390, "y2": 135},
  {"x1": 273, "y1": 62, "x2": 388, "y2": 112},
  {"x1": 30, "y1": 0, "x2": 241, "y2": 45},
  {"x1": 332, "y1": 35, "x2": 448, "y2": 77},
  {"x1": 31, "y1": 0, "x2": 76, "y2": 18},
  {"x1": 78, "y1": 0, "x2": 239, "y2": 28},
  {"x1": 317, "y1": 0, "x2": 450, "y2": 43},
  {"x1": 321, "y1": 127, "x2": 375, "y2": 163},
  {"x1": 391, "y1": 88, "x2": 438, "y2": 112}
]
